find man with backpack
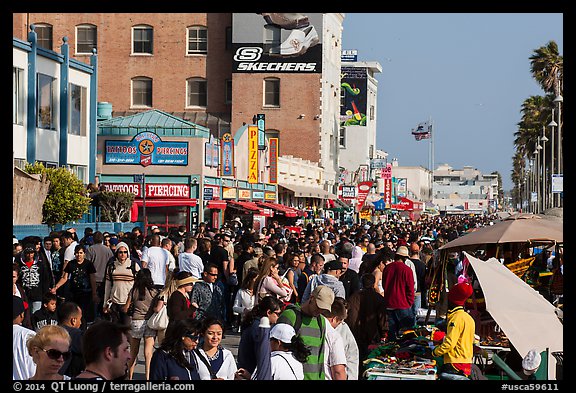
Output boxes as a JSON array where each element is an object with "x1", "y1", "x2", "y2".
[{"x1": 277, "y1": 285, "x2": 346, "y2": 380}]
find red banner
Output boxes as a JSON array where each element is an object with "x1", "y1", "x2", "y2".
[{"x1": 356, "y1": 181, "x2": 373, "y2": 211}]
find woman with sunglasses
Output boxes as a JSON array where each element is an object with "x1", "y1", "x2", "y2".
[
  {"x1": 149, "y1": 319, "x2": 209, "y2": 380},
  {"x1": 103, "y1": 242, "x2": 140, "y2": 325},
  {"x1": 27, "y1": 325, "x2": 72, "y2": 380}
]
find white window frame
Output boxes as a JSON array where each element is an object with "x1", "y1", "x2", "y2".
[
  {"x1": 131, "y1": 77, "x2": 153, "y2": 108},
  {"x1": 13, "y1": 67, "x2": 25, "y2": 125},
  {"x1": 186, "y1": 77, "x2": 207, "y2": 108},
  {"x1": 69, "y1": 83, "x2": 87, "y2": 136},
  {"x1": 75, "y1": 24, "x2": 97, "y2": 55},
  {"x1": 69, "y1": 165, "x2": 87, "y2": 184},
  {"x1": 264, "y1": 78, "x2": 280, "y2": 107},
  {"x1": 132, "y1": 25, "x2": 154, "y2": 55},
  {"x1": 37, "y1": 73, "x2": 56, "y2": 130},
  {"x1": 186, "y1": 26, "x2": 208, "y2": 55}
]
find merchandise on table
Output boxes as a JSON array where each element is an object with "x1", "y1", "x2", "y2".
[{"x1": 363, "y1": 326, "x2": 439, "y2": 380}]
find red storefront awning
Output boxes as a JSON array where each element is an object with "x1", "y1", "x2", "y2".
[
  {"x1": 256, "y1": 201, "x2": 299, "y2": 218},
  {"x1": 133, "y1": 199, "x2": 197, "y2": 208},
  {"x1": 227, "y1": 200, "x2": 263, "y2": 213},
  {"x1": 130, "y1": 199, "x2": 197, "y2": 221},
  {"x1": 206, "y1": 200, "x2": 227, "y2": 210}
]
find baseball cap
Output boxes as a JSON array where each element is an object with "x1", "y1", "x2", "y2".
[
  {"x1": 253, "y1": 247, "x2": 264, "y2": 255},
  {"x1": 325, "y1": 260, "x2": 344, "y2": 271},
  {"x1": 151, "y1": 225, "x2": 159, "y2": 231},
  {"x1": 13, "y1": 296, "x2": 28, "y2": 319},
  {"x1": 270, "y1": 323, "x2": 296, "y2": 344},
  {"x1": 522, "y1": 349, "x2": 541, "y2": 375},
  {"x1": 311, "y1": 285, "x2": 334, "y2": 312}
]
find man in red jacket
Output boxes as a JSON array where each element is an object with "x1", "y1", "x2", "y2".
[{"x1": 381, "y1": 245, "x2": 415, "y2": 341}]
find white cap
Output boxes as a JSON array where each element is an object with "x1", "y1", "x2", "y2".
[
  {"x1": 522, "y1": 349, "x2": 541, "y2": 375},
  {"x1": 364, "y1": 224, "x2": 370, "y2": 230},
  {"x1": 13, "y1": 236, "x2": 19, "y2": 245},
  {"x1": 151, "y1": 225, "x2": 159, "y2": 231},
  {"x1": 270, "y1": 323, "x2": 296, "y2": 344}
]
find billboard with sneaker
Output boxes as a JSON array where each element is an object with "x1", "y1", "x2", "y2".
[{"x1": 232, "y1": 13, "x2": 323, "y2": 73}]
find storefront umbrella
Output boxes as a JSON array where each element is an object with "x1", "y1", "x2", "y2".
[
  {"x1": 439, "y1": 213, "x2": 563, "y2": 252},
  {"x1": 465, "y1": 252, "x2": 563, "y2": 379}
]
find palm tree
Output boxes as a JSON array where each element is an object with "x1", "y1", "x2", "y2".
[{"x1": 530, "y1": 41, "x2": 563, "y2": 95}]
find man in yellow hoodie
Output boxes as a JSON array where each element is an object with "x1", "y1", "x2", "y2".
[{"x1": 432, "y1": 281, "x2": 475, "y2": 379}]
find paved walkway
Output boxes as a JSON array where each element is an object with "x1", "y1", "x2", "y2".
[{"x1": 132, "y1": 328, "x2": 241, "y2": 380}]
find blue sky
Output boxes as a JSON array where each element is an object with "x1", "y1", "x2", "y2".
[{"x1": 341, "y1": 13, "x2": 563, "y2": 191}]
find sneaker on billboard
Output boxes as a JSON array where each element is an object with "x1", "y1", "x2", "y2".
[
  {"x1": 270, "y1": 25, "x2": 319, "y2": 57},
  {"x1": 261, "y1": 13, "x2": 310, "y2": 30}
]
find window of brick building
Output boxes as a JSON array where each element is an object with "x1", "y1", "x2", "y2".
[
  {"x1": 264, "y1": 78, "x2": 280, "y2": 107},
  {"x1": 132, "y1": 77, "x2": 153, "y2": 107},
  {"x1": 225, "y1": 79, "x2": 232, "y2": 104},
  {"x1": 132, "y1": 25, "x2": 153, "y2": 54},
  {"x1": 187, "y1": 77, "x2": 207, "y2": 107},
  {"x1": 187, "y1": 26, "x2": 207, "y2": 55},
  {"x1": 76, "y1": 24, "x2": 97, "y2": 54},
  {"x1": 35, "y1": 24, "x2": 53, "y2": 50}
]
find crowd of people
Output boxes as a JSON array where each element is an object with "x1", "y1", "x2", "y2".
[{"x1": 12, "y1": 212, "x2": 561, "y2": 381}]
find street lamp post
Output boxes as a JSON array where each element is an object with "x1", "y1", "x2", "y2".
[
  {"x1": 534, "y1": 141, "x2": 542, "y2": 213},
  {"x1": 553, "y1": 93, "x2": 563, "y2": 207},
  {"x1": 540, "y1": 128, "x2": 548, "y2": 211},
  {"x1": 528, "y1": 156, "x2": 536, "y2": 213},
  {"x1": 548, "y1": 111, "x2": 557, "y2": 208}
]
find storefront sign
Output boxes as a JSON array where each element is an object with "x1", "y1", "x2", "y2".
[
  {"x1": 203, "y1": 187, "x2": 214, "y2": 201},
  {"x1": 252, "y1": 190, "x2": 265, "y2": 200},
  {"x1": 359, "y1": 210, "x2": 371, "y2": 221},
  {"x1": 356, "y1": 181, "x2": 373, "y2": 212},
  {"x1": 221, "y1": 133, "x2": 234, "y2": 176},
  {"x1": 223, "y1": 187, "x2": 237, "y2": 199},
  {"x1": 102, "y1": 183, "x2": 190, "y2": 198},
  {"x1": 238, "y1": 189, "x2": 251, "y2": 200},
  {"x1": 264, "y1": 191, "x2": 276, "y2": 201},
  {"x1": 397, "y1": 178, "x2": 407, "y2": 198},
  {"x1": 255, "y1": 114, "x2": 266, "y2": 150},
  {"x1": 269, "y1": 137, "x2": 278, "y2": 184},
  {"x1": 341, "y1": 185, "x2": 356, "y2": 199},
  {"x1": 145, "y1": 184, "x2": 190, "y2": 198},
  {"x1": 248, "y1": 126, "x2": 258, "y2": 183},
  {"x1": 105, "y1": 132, "x2": 188, "y2": 166}
]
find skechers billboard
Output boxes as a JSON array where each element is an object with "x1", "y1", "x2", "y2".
[{"x1": 232, "y1": 13, "x2": 323, "y2": 73}]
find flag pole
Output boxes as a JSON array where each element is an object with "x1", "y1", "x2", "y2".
[{"x1": 430, "y1": 116, "x2": 434, "y2": 203}]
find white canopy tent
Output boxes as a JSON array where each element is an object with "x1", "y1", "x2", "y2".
[{"x1": 465, "y1": 252, "x2": 563, "y2": 379}]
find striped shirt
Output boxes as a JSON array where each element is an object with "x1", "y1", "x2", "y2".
[{"x1": 277, "y1": 305, "x2": 326, "y2": 380}]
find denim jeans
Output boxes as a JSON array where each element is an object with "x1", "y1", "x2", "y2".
[
  {"x1": 411, "y1": 293, "x2": 422, "y2": 326},
  {"x1": 386, "y1": 308, "x2": 414, "y2": 341}
]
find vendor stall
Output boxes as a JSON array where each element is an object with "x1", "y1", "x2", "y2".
[{"x1": 363, "y1": 327, "x2": 439, "y2": 380}]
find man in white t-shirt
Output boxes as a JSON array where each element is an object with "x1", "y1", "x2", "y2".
[
  {"x1": 321, "y1": 312, "x2": 347, "y2": 380},
  {"x1": 178, "y1": 237, "x2": 204, "y2": 279},
  {"x1": 13, "y1": 296, "x2": 36, "y2": 380},
  {"x1": 141, "y1": 234, "x2": 170, "y2": 289}
]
